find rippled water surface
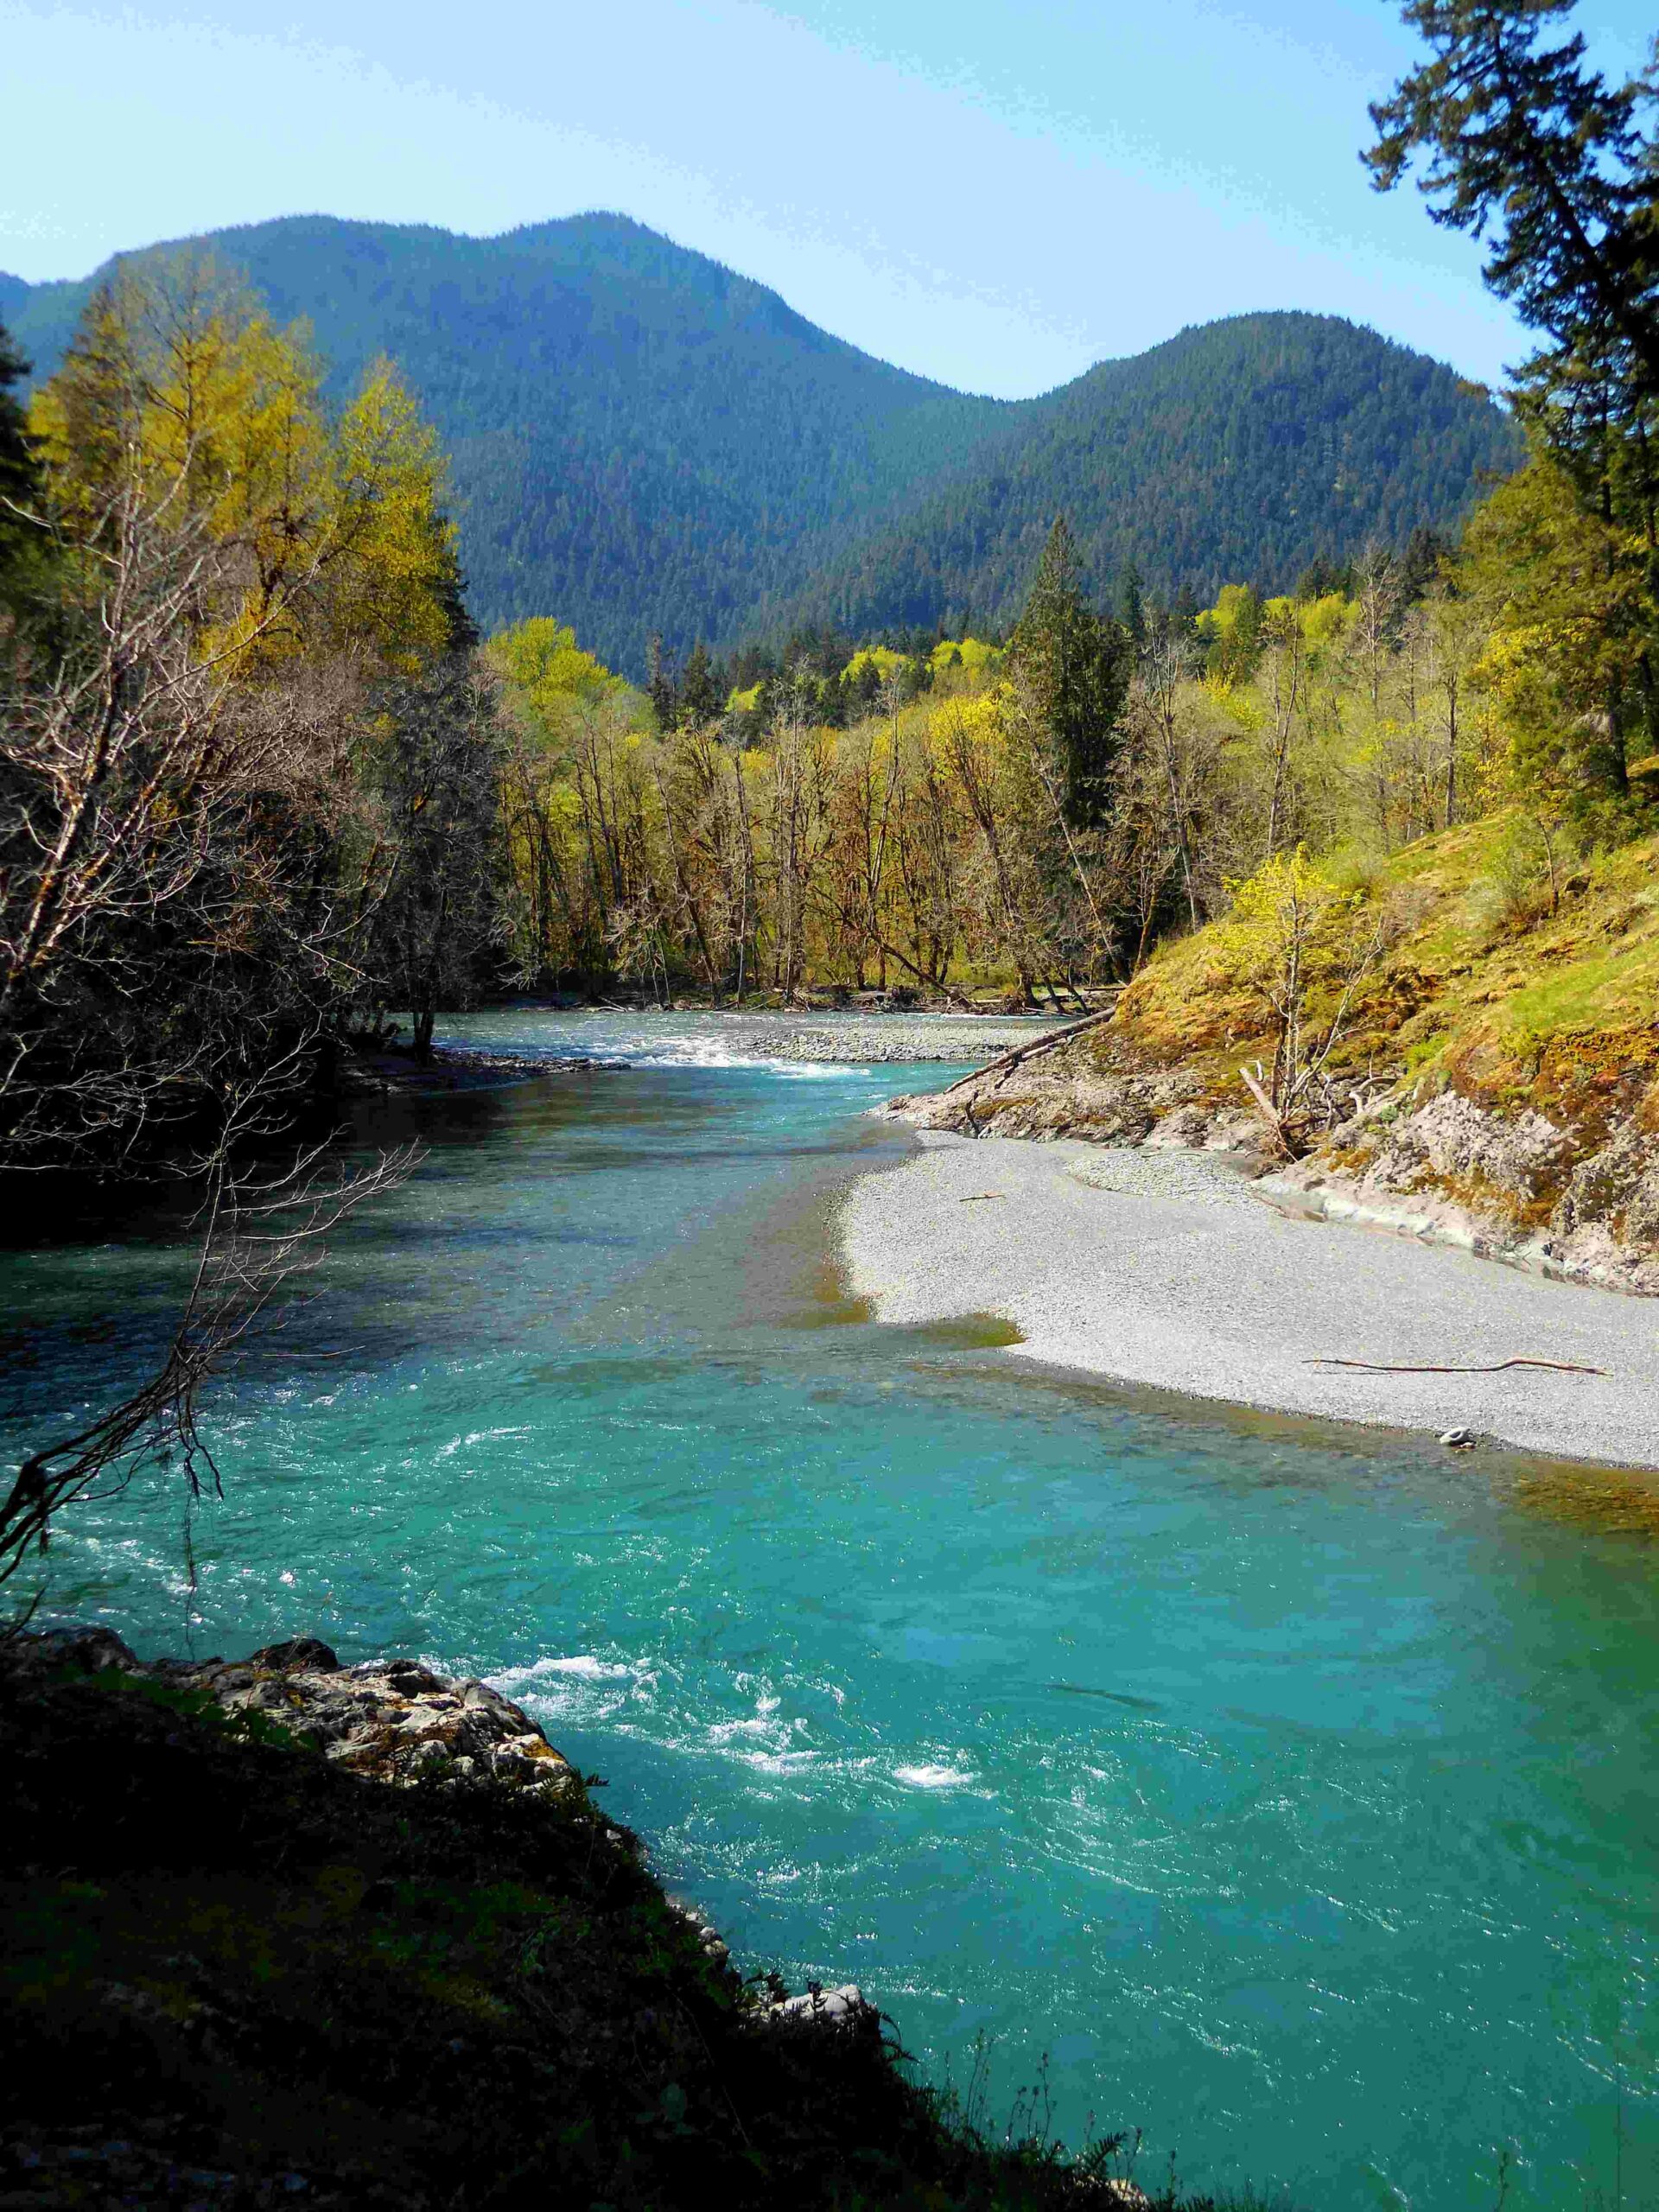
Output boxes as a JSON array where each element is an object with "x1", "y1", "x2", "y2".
[{"x1": 6, "y1": 1011, "x2": 1658, "y2": 2210}]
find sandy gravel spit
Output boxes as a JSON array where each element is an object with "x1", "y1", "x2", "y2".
[
  {"x1": 839, "y1": 1133, "x2": 1659, "y2": 1470},
  {"x1": 709, "y1": 1014, "x2": 1066, "y2": 1064}
]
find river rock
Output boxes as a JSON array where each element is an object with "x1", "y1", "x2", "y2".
[
  {"x1": 9, "y1": 1628, "x2": 578, "y2": 1798},
  {"x1": 764, "y1": 1982, "x2": 872, "y2": 2030},
  {"x1": 248, "y1": 1637, "x2": 340, "y2": 1672}
]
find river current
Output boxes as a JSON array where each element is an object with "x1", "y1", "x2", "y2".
[{"x1": 5, "y1": 1011, "x2": 1656, "y2": 2210}]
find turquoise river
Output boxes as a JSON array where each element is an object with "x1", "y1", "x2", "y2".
[{"x1": 4, "y1": 1013, "x2": 1656, "y2": 2210}]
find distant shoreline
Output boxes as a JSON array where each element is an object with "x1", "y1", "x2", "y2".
[
  {"x1": 413, "y1": 1008, "x2": 1070, "y2": 1071},
  {"x1": 839, "y1": 1129, "x2": 1659, "y2": 1473}
]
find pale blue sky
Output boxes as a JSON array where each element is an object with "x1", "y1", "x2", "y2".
[{"x1": 2, "y1": 0, "x2": 1652, "y2": 396}]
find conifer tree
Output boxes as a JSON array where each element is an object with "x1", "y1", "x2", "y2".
[
  {"x1": 677, "y1": 638, "x2": 721, "y2": 727},
  {"x1": 1009, "y1": 517, "x2": 1129, "y2": 825},
  {"x1": 645, "y1": 634, "x2": 677, "y2": 728},
  {"x1": 1365, "y1": 3, "x2": 1658, "y2": 397},
  {"x1": 1369, "y1": 0, "x2": 1659, "y2": 781},
  {"x1": 1118, "y1": 563, "x2": 1147, "y2": 651},
  {"x1": 0, "y1": 321, "x2": 43, "y2": 613}
]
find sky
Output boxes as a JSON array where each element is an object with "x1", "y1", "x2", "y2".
[{"x1": 2, "y1": 0, "x2": 1654, "y2": 397}]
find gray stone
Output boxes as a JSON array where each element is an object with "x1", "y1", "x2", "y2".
[
  {"x1": 764, "y1": 1982, "x2": 868, "y2": 2028},
  {"x1": 247, "y1": 1637, "x2": 340, "y2": 1673}
]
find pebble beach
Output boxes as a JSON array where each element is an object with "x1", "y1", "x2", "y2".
[{"x1": 840, "y1": 1130, "x2": 1659, "y2": 1471}]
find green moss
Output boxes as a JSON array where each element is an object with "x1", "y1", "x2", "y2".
[
  {"x1": 1094, "y1": 817, "x2": 1659, "y2": 1148},
  {"x1": 1496, "y1": 941, "x2": 1659, "y2": 1044}
]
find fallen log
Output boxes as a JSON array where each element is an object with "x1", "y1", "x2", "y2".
[{"x1": 937, "y1": 997, "x2": 1121, "y2": 1097}]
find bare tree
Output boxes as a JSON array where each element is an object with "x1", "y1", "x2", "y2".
[
  {"x1": 0, "y1": 450, "x2": 361, "y2": 1160},
  {"x1": 1217, "y1": 849, "x2": 1394, "y2": 1154},
  {"x1": 1122, "y1": 624, "x2": 1208, "y2": 933}
]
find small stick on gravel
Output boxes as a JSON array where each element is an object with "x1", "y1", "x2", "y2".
[
  {"x1": 1308, "y1": 1357, "x2": 1607, "y2": 1376},
  {"x1": 959, "y1": 1193, "x2": 1003, "y2": 1203}
]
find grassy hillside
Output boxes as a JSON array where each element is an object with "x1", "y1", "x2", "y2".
[
  {"x1": 1109, "y1": 815, "x2": 1659, "y2": 1116},
  {"x1": 3, "y1": 217, "x2": 1516, "y2": 671},
  {"x1": 904, "y1": 812, "x2": 1659, "y2": 1294}
]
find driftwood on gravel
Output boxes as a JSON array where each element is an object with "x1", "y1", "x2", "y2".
[
  {"x1": 938, "y1": 998, "x2": 1121, "y2": 1097},
  {"x1": 1308, "y1": 1356, "x2": 1607, "y2": 1376}
]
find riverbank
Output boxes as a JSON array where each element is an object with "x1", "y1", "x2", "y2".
[
  {"x1": 696, "y1": 1013, "x2": 1066, "y2": 1064},
  {"x1": 0, "y1": 1628, "x2": 1152, "y2": 2211},
  {"x1": 887, "y1": 818, "x2": 1659, "y2": 1299},
  {"x1": 840, "y1": 1131, "x2": 1659, "y2": 1471}
]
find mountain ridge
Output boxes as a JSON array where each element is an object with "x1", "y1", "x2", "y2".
[{"x1": 3, "y1": 213, "x2": 1520, "y2": 671}]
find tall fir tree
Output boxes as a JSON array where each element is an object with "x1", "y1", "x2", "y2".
[
  {"x1": 0, "y1": 321, "x2": 44, "y2": 614},
  {"x1": 1117, "y1": 562, "x2": 1147, "y2": 651},
  {"x1": 1369, "y1": 0, "x2": 1659, "y2": 778},
  {"x1": 1365, "y1": 3, "x2": 1658, "y2": 395},
  {"x1": 1009, "y1": 517, "x2": 1130, "y2": 825},
  {"x1": 677, "y1": 638, "x2": 721, "y2": 727},
  {"x1": 645, "y1": 634, "x2": 677, "y2": 728}
]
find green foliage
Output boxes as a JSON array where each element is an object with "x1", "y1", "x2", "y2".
[
  {"x1": 677, "y1": 636, "x2": 722, "y2": 726},
  {"x1": 0, "y1": 318, "x2": 42, "y2": 615},
  {"x1": 1007, "y1": 516, "x2": 1129, "y2": 824},
  {"x1": 486, "y1": 614, "x2": 619, "y2": 734},
  {"x1": 1468, "y1": 809, "x2": 1581, "y2": 933},
  {"x1": 1365, "y1": 1, "x2": 1659, "y2": 401},
  {"x1": 1369, "y1": 1, "x2": 1659, "y2": 779},
  {"x1": 1458, "y1": 450, "x2": 1657, "y2": 812},
  {"x1": 1196, "y1": 583, "x2": 1264, "y2": 683},
  {"x1": 6, "y1": 218, "x2": 1520, "y2": 675}
]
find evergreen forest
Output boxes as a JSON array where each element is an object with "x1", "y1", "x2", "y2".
[{"x1": 3, "y1": 215, "x2": 1518, "y2": 672}]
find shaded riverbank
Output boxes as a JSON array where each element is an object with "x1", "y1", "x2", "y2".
[{"x1": 3, "y1": 1628, "x2": 1148, "y2": 2211}]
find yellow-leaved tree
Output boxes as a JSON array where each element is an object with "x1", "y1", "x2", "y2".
[
  {"x1": 31, "y1": 258, "x2": 460, "y2": 677},
  {"x1": 323, "y1": 359, "x2": 461, "y2": 668},
  {"x1": 1206, "y1": 847, "x2": 1387, "y2": 1150}
]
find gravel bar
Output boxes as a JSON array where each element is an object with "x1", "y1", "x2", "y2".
[
  {"x1": 840, "y1": 1132, "x2": 1659, "y2": 1470},
  {"x1": 666, "y1": 1014, "x2": 1069, "y2": 1063}
]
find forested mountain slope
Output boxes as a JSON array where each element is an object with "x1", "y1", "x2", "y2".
[
  {"x1": 3, "y1": 215, "x2": 1518, "y2": 670},
  {"x1": 766, "y1": 313, "x2": 1520, "y2": 639},
  {"x1": 2, "y1": 214, "x2": 1011, "y2": 669}
]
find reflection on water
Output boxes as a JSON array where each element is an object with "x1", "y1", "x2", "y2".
[{"x1": 2, "y1": 1011, "x2": 1656, "y2": 2212}]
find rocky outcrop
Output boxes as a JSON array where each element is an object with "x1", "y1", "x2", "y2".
[
  {"x1": 886, "y1": 1049, "x2": 1224, "y2": 1147},
  {"x1": 884, "y1": 1018, "x2": 1659, "y2": 1295},
  {"x1": 16, "y1": 1625, "x2": 588, "y2": 1796},
  {"x1": 1268, "y1": 1084, "x2": 1659, "y2": 1295}
]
